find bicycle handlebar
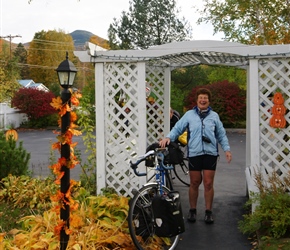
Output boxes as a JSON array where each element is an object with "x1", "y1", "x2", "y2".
[
  {"x1": 130, "y1": 157, "x2": 147, "y2": 176},
  {"x1": 130, "y1": 147, "x2": 174, "y2": 177}
]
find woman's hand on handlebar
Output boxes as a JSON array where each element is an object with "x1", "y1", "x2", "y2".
[{"x1": 159, "y1": 137, "x2": 171, "y2": 148}]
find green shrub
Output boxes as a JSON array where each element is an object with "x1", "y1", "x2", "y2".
[
  {"x1": 184, "y1": 80, "x2": 246, "y2": 127},
  {"x1": 239, "y1": 170, "x2": 290, "y2": 239},
  {"x1": 20, "y1": 113, "x2": 58, "y2": 128},
  {"x1": 76, "y1": 94, "x2": 96, "y2": 195},
  {"x1": 0, "y1": 132, "x2": 30, "y2": 179}
]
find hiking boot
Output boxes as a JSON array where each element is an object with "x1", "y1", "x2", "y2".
[
  {"x1": 187, "y1": 208, "x2": 196, "y2": 223},
  {"x1": 204, "y1": 210, "x2": 214, "y2": 224}
]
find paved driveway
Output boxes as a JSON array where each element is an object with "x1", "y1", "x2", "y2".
[
  {"x1": 18, "y1": 129, "x2": 252, "y2": 249},
  {"x1": 175, "y1": 131, "x2": 252, "y2": 250},
  {"x1": 18, "y1": 129, "x2": 88, "y2": 180}
]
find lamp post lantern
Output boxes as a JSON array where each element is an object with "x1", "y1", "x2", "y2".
[{"x1": 56, "y1": 52, "x2": 77, "y2": 250}]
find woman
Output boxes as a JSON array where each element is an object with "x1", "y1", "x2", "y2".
[{"x1": 159, "y1": 88, "x2": 232, "y2": 224}]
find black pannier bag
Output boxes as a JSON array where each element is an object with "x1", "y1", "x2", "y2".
[
  {"x1": 145, "y1": 142, "x2": 183, "y2": 167},
  {"x1": 151, "y1": 191, "x2": 185, "y2": 237}
]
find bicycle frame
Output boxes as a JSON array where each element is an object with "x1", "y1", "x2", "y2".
[{"x1": 130, "y1": 148, "x2": 174, "y2": 194}]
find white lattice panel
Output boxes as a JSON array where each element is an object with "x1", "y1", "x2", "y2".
[
  {"x1": 258, "y1": 59, "x2": 290, "y2": 184},
  {"x1": 102, "y1": 62, "x2": 142, "y2": 196},
  {"x1": 96, "y1": 63, "x2": 169, "y2": 196},
  {"x1": 97, "y1": 64, "x2": 168, "y2": 196},
  {"x1": 146, "y1": 66, "x2": 166, "y2": 144}
]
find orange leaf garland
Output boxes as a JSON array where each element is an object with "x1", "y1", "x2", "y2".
[
  {"x1": 59, "y1": 103, "x2": 71, "y2": 117},
  {"x1": 54, "y1": 220, "x2": 66, "y2": 238},
  {"x1": 49, "y1": 162, "x2": 62, "y2": 176},
  {"x1": 51, "y1": 190, "x2": 65, "y2": 203},
  {"x1": 50, "y1": 96, "x2": 62, "y2": 110},
  {"x1": 71, "y1": 95, "x2": 80, "y2": 106},
  {"x1": 69, "y1": 128, "x2": 82, "y2": 136},
  {"x1": 71, "y1": 111, "x2": 77, "y2": 122},
  {"x1": 51, "y1": 142, "x2": 61, "y2": 151},
  {"x1": 48, "y1": 89, "x2": 82, "y2": 238}
]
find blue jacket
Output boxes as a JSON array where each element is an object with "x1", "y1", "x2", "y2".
[{"x1": 166, "y1": 107, "x2": 230, "y2": 157}]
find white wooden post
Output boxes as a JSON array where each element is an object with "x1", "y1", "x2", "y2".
[
  {"x1": 245, "y1": 59, "x2": 260, "y2": 198},
  {"x1": 137, "y1": 62, "x2": 148, "y2": 186},
  {"x1": 95, "y1": 62, "x2": 106, "y2": 194},
  {"x1": 163, "y1": 67, "x2": 171, "y2": 136}
]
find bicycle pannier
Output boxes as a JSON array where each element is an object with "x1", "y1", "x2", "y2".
[
  {"x1": 165, "y1": 142, "x2": 183, "y2": 165},
  {"x1": 152, "y1": 191, "x2": 185, "y2": 237},
  {"x1": 145, "y1": 142, "x2": 183, "y2": 167}
]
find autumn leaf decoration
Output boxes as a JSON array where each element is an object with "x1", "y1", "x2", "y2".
[{"x1": 49, "y1": 89, "x2": 82, "y2": 238}]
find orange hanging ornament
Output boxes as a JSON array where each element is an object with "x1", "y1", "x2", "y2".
[{"x1": 269, "y1": 92, "x2": 286, "y2": 128}]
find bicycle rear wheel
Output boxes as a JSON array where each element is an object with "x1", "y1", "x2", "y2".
[
  {"x1": 128, "y1": 183, "x2": 180, "y2": 250},
  {"x1": 173, "y1": 158, "x2": 190, "y2": 186}
]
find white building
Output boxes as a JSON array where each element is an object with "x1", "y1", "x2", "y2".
[{"x1": 18, "y1": 79, "x2": 49, "y2": 92}]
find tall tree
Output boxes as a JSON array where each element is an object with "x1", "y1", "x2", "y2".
[
  {"x1": 197, "y1": 0, "x2": 290, "y2": 45},
  {"x1": 108, "y1": 0, "x2": 192, "y2": 49},
  {"x1": 0, "y1": 43, "x2": 20, "y2": 103},
  {"x1": 205, "y1": 66, "x2": 246, "y2": 89},
  {"x1": 14, "y1": 43, "x2": 29, "y2": 79},
  {"x1": 27, "y1": 30, "x2": 76, "y2": 89},
  {"x1": 172, "y1": 66, "x2": 210, "y2": 90}
]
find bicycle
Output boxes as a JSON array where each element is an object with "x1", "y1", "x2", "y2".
[
  {"x1": 128, "y1": 147, "x2": 184, "y2": 250},
  {"x1": 172, "y1": 142, "x2": 190, "y2": 187}
]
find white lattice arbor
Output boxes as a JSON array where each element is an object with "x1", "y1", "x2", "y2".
[
  {"x1": 75, "y1": 40, "x2": 290, "y2": 197},
  {"x1": 246, "y1": 58, "x2": 290, "y2": 194}
]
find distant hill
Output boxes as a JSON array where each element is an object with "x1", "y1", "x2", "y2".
[
  {"x1": 3, "y1": 30, "x2": 108, "y2": 50},
  {"x1": 70, "y1": 30, "x2": 109, "y2": 50},
  {"x1": 70, "y1": 30, "x2": 94, "y2": 49}
]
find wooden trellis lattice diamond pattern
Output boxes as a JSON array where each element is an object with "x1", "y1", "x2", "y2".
[
  {"x1": 146, "y1": 66, "x2": 166, "y2": 145},
  {"x1": 103, "y1": 62, "x2": 140, "y2": 196},
  {"x1": 258, "y1": 59, "x2": 290, "y2": 184},
  {"x1": 100, "y1": 63, "x2": 168, "y2": 195}
]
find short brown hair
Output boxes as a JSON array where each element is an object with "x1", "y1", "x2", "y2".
[{"x1": 195, "y1": 88, "x2": 212, "y2": 102}]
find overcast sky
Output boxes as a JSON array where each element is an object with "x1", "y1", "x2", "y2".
[{"x1": 0, "y1": 0, "x2": 223, "y2": 44}]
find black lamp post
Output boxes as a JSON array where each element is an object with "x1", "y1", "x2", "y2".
[{"x1": 56, "y1": 52, "x2": 77, "y2": 250}]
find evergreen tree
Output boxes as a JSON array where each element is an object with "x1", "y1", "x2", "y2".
[
  {"x1": 108, "y1": 0, "x2": 192, "y2": 49},
  {"x1": 14, "y1": 43, "x2": 30, "y2": 79},
  {"x1": 0, "y1": 132, "x2": 30, "y2": 179}
]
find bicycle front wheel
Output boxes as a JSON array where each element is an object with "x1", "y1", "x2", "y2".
[
  {"x1": 173, "y1": 158, "x2": 190, "y2": 186},
  {"x1": 128, "y1": 183, "x2": 180, "y2": 250}
]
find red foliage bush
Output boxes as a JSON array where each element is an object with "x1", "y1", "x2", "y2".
[
  {"x1": 184, "y1": 80, "x2": 246, "y2": 127},
  {"x1": 11, "y1": 88, "x2": 57, "y2": 120}
]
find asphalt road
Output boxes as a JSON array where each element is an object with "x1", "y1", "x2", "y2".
[
  {"x1": 174, "y1": 131, "x2": 252, "y2": 250},
  {"x1": 18, "y1": 129, "x2": 252, "y2": 250},
  {"x1": 18, "y1": 129, "x2": 88, "y2": 180}
]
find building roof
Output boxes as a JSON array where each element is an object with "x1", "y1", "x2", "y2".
[
  {"x1": 18, "y1": 80, "x2": 49, "y2": 92},
  {"x1": 75, "y1": 40, "x2": 290, "y2": 69},
  {"x1": 18, "y1": 79, "x2": 35, "y2": 88}
]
